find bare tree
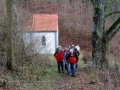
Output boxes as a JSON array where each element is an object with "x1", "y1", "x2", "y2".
[
  {"x1": 91, "y1": 0, "x2": 120, "y2": 67},
  {"x1": 6, "y1": 0, "x2": 14, "y2": 70}
]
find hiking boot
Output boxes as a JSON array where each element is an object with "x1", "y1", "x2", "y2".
[{"x1": 71, "y1": 75, "x2": 75, "y2": 77}]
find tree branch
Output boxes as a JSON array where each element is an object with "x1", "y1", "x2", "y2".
[
  {"x1": 105, "y1": 0, "x2": 117, "y2": 8},
  {"x1": 106, "y1": 11, "x2": 120, "y2": 18},
  {"x1": 106, "y1": 17, "x2": 120, "y2": 40}
]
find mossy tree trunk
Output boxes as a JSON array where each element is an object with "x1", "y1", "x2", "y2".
[
  {"x1": 6, "y1": 0, "x2": 14, "y2": 71},
  {"x1": 91, "y1": 0, "x2": 120, "y2": 67},
  {"x1": 92, "y1": 0, "x2": 107, "y2": 67}
]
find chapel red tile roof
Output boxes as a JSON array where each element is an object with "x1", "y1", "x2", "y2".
[{"x1": 25, "y1": 14, "x2": 58, "y2": 32}]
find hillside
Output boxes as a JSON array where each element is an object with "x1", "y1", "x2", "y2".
[
  {"x1": 0, "y1": 0, "x2": 120, "y2": 90},
  {"x1": 18, "y1": 0, "x2": 93, "y2": 50},
  {"x1": 18, "y1": 0, "x2": 120, "y2": 53}
]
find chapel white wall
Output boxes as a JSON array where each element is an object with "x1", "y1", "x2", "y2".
[{"x1": 23, "y1": 32, "x2": 58, "y2": 54}]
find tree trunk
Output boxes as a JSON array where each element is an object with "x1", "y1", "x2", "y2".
[
  {"x1": 6, "y1": 0, "x2": 14, "y2": 71},
  {"x1": 92, "y1": 1, "x2": 108, "y2": 67},
  {"x1": 91, "y1": 0, "x2": 120, "y2": 67},
  {"x1": 13, "y1": 0, "x2": 24, "y2": 60},
  {"x1": 23, "y1": 0, "x2": 26, "y2": 9},
  {"x1": 92, "y1": 34, "x2": 108, "y2": 67}
]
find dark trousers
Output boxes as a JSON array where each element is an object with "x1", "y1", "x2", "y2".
[{"x1": 57, "y1": 62, "x2": 63, "y2": 73}]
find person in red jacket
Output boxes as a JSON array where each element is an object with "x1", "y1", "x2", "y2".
[
  {"x1": 54, "y1": 46, "x2": 64, "y2": 73},
  {"x1": 67, "y1": 49, "x2": 77, "y2": 77}
]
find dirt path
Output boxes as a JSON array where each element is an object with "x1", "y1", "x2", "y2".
[{"x1": 56, "y1": 68, "x2": 94, "y2": 90}]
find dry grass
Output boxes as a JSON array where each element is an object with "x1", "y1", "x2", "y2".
[
  {"x1": 0, "y1": 55, "x2": 59, "y2": 90},
  {"x1": 0, "y1": 53, "x2": 120, "y2": 90}
]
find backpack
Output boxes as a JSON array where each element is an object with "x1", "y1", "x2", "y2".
[{"x1": 68, "y1": 56, "x2": 76, "y2": 65}]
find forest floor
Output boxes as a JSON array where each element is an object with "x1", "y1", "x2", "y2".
[
  {"x1": 0, "y1": 54, "x2": 120, "y2": 90},
  {"x1": 56, "y1": 66, "x2": 95, "y2": 90},
  {"x1": 0, "y1": 55, "x2": 95, "y2": 90}
]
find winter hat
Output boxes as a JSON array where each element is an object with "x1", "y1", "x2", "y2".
[{"x1": 70, "y1": 49, "x2": 73, "y2": 53}]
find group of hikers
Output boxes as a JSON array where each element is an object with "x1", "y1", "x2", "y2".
[{"x1": 54, "y1": 44, "x2": 80, "y2": 77}]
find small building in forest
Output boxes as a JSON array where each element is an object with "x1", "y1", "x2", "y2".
[{"x1": 24, "y1": 14, "x2": 59, "y2": 54}]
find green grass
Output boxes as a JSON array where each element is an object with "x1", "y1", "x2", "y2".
[
  {"x1": 78, "y1": 55, "x2": 89, "y2": 68},
  {"x1": 22, "y1": 66, "x2": 59, "y2": 90},
  {"x1": 1, "y1": 65, "x2": 59, "y2": 90},
  {"x1": 78, "y1": 59, "x2": 87, "y2": 68}
]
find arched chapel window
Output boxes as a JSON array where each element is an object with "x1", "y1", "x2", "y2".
[{"x1": 42, "y1": 35, "x2": 46, "y2": 46}]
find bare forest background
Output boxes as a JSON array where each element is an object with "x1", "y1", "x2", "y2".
[
  {"x1": 0, "y1": 0, "x2": 118, "y2": 66},
  {"x1": 0, "y1": 0, "x2": 120, "y2": 90}
]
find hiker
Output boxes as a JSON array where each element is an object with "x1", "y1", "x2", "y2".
[
  {"x1": 63, "y1": 47, "x2": 68, "y2": 70},
  {"x1": 71, "y1": 44, "x2": 75, "y2": 50},
  {"x1": 67, "y1": 49, "x2": 77, "y2": 77},
  {"x1": 64, "y1": 47, "x2": 71, "y2": 74},
  {"x1": 75, "y1": 44, "x2": 80, "y2": 52},
  {"x1": 54, "y1": 46, "x2": 64, "y2": 73},
  {"x1": 74, "y1": 46, "x2": 80, "y2": 68}
]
